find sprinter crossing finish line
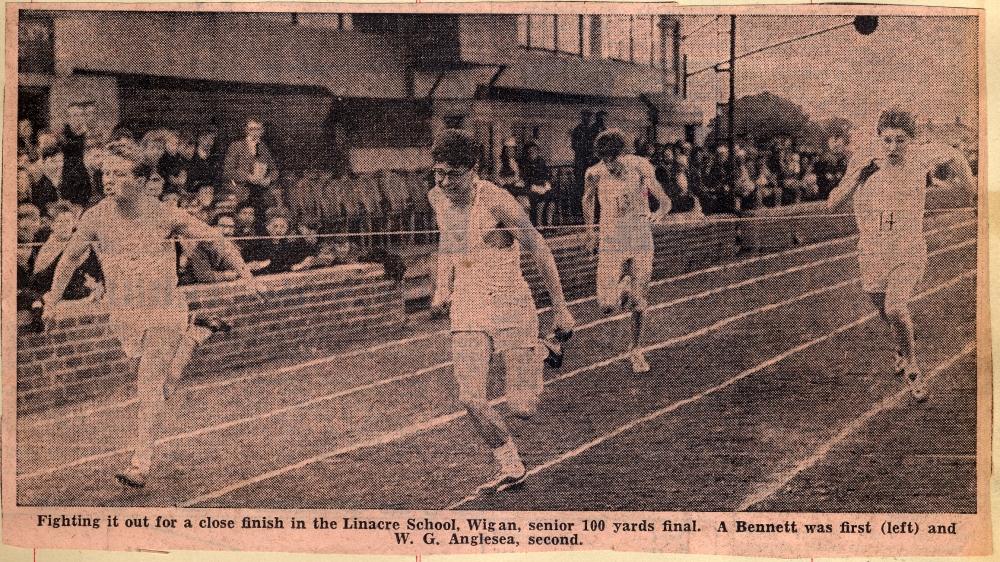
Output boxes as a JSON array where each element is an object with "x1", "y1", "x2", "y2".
[{"x1": 827, "y1": 108, "x2": 976, "y2": 402}]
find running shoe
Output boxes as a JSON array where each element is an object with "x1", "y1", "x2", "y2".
[
  {"x1": 541, "y1": 338, "x2": 564, "y2": 369},
  {"x1": 629, "y1": 349, "x2": 650, "y2": 373},
  {"x1": 477, "y1": 442, "x2": 527, "y2": 495},
  {"x1": 115, "y1": 466, "x2": 148, "y2": 489},
  {"x1": 193, "y1": 315, "x2": 232, "y2": 334},
  {"x1": 904, "y1": 362, "x2": 928, "y2": 402}
]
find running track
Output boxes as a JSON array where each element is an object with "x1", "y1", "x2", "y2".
[{"x1": 16, "y1": 211, "x2": 978, "y2": 512}]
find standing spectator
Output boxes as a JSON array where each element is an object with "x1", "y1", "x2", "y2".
[
  {"x1": 815, "y1": 133, "x2": 850, "y2": 198},
  {"x1": 83, "y1": 145, "x2": 106, "y2": 206},
  {"x1": 223, "y1": 119, "x2": 279, "y2": 228},
  {"x1": 570, "y1": 109, "x2": 594, "y2": 211},
  {"x1": 157, "y1": 130, "x2": 187, "y2": 185},
  {"x1": 140, "y1": 130, "x2": 167, "y2": 168},
  {"x1": 34, "y1": 146, "x2": 64, "y2": 214},
  {"x1": 496, "y1": 138, "x2": 529, "y2": 210},
  {"x1": 60, "y1": 103, "x2": 92, "y2": 207},
  {"x1": 25, "y1": 201, "x2": 103, "y2": 302},
  {"x1": 590, "y1": 111, "x2": 608, "y2": 150},
  {"x1": 18, "y1": 118, "x2": 37, "y2": 162},
  {"x1": 521, "y1": 142, "x2": 553, "y2": 227},
  {"x1": 188, "y1": 128, "x2": 221, "y2": 188}
]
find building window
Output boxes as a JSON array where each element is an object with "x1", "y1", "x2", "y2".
[
  {"x1": 602, "y1": 15, "x2": 631, "y2": 62},
  {"x1": 294, "y1": 13, "x2": 353, "y2": 30},
  {"x1": 556, "y1": 15, "x2": 582, "y2": 56},
  {"x1": 352, "y1": 14, "x2": 398, "y2": 34},
  {"x1": 18, "y1": 15, "x2": 54, "y2": 74},
  {"x1": 634, "y1": 15, "x2": 652, "y2": 66},
  {"x1": 530, "y1": 15, "x2": 555, "y2": 50}
]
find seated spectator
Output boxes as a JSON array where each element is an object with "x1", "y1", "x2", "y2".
[
  {"x1": 254, "y1": 210, "x2": 315, "y2": 275},
  {"x1": 34, "y1": 145, "x2": 69, "y2": 214},
  {"x1": 182, "y1": 183, "x2": 215, "y2": 222},
  {"x1": 160, "y1": 190, "x2": 182, "y2": 207},
  {"x1": 23, "y1": 201, "x2": 103, "y2": 304},
  {"x1": 210, "y1": 192, "x2": 240, "y2": 223},
  {"x1": 167, "y1": 167, "x2": 190, "y2": 195},
  {"x1": 178, "y1": 131, "x2": 197, "y2": 161},
  {"x1": 801, "y1": 171, "x2": 820, "y2": 201},
  {"x1": 232, "y1": 204, "x2": 263, "y2": 261},
  {"x1": 110, "y1": 125, "x2": 135, "y2": 143},
  {"x1": 313, "y1": 236, "x2": 358, "y2": 269},
  {"x1": 17, "y1": 204, "x2": 47, "y2": 330},
  {"x1": 140, "y1": 130, "x2": 167, "y2": 168},
  {"x1": 521, "y1": 142, "x2": 553, "y2": 226},
  {"x1": 178, "y1": 214, "x2": 243, "y2": 285},
  {"x1": 496, "y1": 138, "x2": 529, "y2": 210},
  {"x1": 189, "y1": 127, "x2": 221, "y2": 188},
  {"x1": 143, "y1": 173, "x2": 166, "y2": 199}
]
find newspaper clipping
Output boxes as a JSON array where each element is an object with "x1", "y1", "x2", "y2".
[{"x1": 2, "y1": 1, "x2": 990, "y2": 557}]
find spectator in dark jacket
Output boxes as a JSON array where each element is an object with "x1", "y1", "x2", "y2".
[
  {"x1": 521, "y1": 142, "x2": 553, "y2": 227},
  {"x1": 60, "y1": 103, "x2": 91, "y2": 207},
  {"x1": 255, "y1": 210, "x2": 315, "y2": 275},
  {"x1": 188, "y1": 128, "x2": 222, "y2": 189}
]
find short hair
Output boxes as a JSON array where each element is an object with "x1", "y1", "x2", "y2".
[
  {"x1": 594, "y1": 129, "x2": 626, "y2": 160},
  {"x1": 237, "y1": 204, "x2": 256, "y2": 214},
  {"x1": 213, "y1": 213, "x2": 236, "y2": 226},
  {"x1": 877, "y1": 108, "x2": 917, "y2": 138},
  {"x1": 18, "y1": 203, "x2": 41, "y2": 220},
  {"x1": 48, "y1": 200, "x2": 76, "y2": 219},
  {"x1": 40, "y1": 144, "x2": 62, "y2": 160},
  {"x1": 431, "y1": 129, "x2": 479, "y2": 169},
  {"x1": 105, "y1": 139, "x2": 153, "y2": 178},
  {"x1": 265, "y1": 206, "x2": 290, "y2": 222}
]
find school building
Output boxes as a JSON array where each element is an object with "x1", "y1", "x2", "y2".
[{"x1": 17, "y1": 10, "x2": 703, "y2": 174}]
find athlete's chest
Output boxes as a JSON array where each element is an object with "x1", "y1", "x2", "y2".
[
  {"x1": 856, "y1": 164, "x2": 925, "y2": 208},
  {"x1": 95, "y1": 208, "x2": 175, "y2": 256}
]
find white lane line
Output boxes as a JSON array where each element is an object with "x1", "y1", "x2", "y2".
[
  {"x1": 446, "y1": 270, "x2": 976, "y2": 510},
  {"x1": 23, "y1": 217, "x2": 974, "y2": 429},
  {"x1": 18, "y1": 234, "x2": 976, "y2": 483},
  {"x1": 182, "y1": 250, "x2": 974, "y2": 508},
  {"x1": 736, "y1": 341, "x2": 977, "y2": 512}
]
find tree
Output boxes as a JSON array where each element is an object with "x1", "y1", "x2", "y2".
[{"x1": 707, "y1": 91, "x2": 813, "y2": 148}]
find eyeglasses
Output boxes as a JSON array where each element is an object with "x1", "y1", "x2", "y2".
[{"x1": 433, "y1": 167, "x2": 471, "y2": 180}]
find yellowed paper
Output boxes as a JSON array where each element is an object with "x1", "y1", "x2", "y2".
[{"x1": 2, "y1": 1, "x2": 992, "y2": 559}]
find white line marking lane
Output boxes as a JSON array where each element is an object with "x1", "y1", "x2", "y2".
[
  {"x1": 736, "y1": 341, "x2": 977, "y2": 512},
  {"x1": 446, "y1": 269, "x2": 976, "y2": 510},
  {"x1": 22, "y1": 216, "x2": 974, "y2": 430},
  {"x1": 183, "y1": 244, "x2": 975, "y2": 508}
]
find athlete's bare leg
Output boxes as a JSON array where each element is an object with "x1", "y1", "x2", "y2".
[
  {"x1": 124, "y1": 327, "x2": 184, "y2": 483},
  {"x1": 452, "y1": 332, "x2": 510, "y2": 449},
  {"x1": 163, "y1": 324, "x2": 213, "y2": 401},
  {"x1": 503, "y1": 346, "x2": 543, "y2": 419}
]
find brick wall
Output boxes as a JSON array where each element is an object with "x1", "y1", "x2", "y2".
[
  {"x1": 17, "y1": 264, "x2": 406, "y2": 415},
  {"x1": 18, "y1": 196, "x2": 968, "y2": 415}
]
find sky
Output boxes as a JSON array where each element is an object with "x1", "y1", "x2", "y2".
[{"x1": 681, "y1": 15, "x2": 979, "y2": 138}]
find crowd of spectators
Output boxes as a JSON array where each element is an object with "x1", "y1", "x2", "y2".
[{"x1": 15, "y1": 107, "x2": 377, "y2": 329}]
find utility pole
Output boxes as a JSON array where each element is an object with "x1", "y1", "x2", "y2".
[{"x1": 727, "y1": 15, "x2": 736, "y2": 195}]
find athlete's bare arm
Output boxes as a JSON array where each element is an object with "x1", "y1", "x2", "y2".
[
  {"x1": 931, "y1": 146, "x2": 977, "y2": 203},
  {"x1": 41, "y1": 213, "x2": 99, "y2": 325},
  {"x1": 170, "y1": 209, "x2": 267, "y2": 296},
  {"x1": 492, "y1": 192, "x2": 574, "y2": 332},
  {"x1": 827, "y1": 154, "x2": 873, "y2": 211},
  {"x1": 582, "y1": 169, "x2": 599, "y2": 251},
  {"x1": 641, "y1": 161, "x2": 672, "y2": 220},
  {"x1": 428, "y1": 189, "x2": 455, "y2": 314}
]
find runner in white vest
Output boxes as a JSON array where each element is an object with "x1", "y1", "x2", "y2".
[
  {"x1": 428, "y1": 129, "x2": 574, "y2": 494},
  {"x1": 828, "y1": 108, "x2": 975, "y2": 401},
  {"x1": 43, "y1": 139, "x2": 267, "y2": 488},
  {"x1": 583, "y1": 129, "x2": 671, "y2": 373}
]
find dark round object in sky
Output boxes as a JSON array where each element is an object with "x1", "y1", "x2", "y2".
[{"x1": 853, "y1": 16, "x2": 879, "y2": 35}]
